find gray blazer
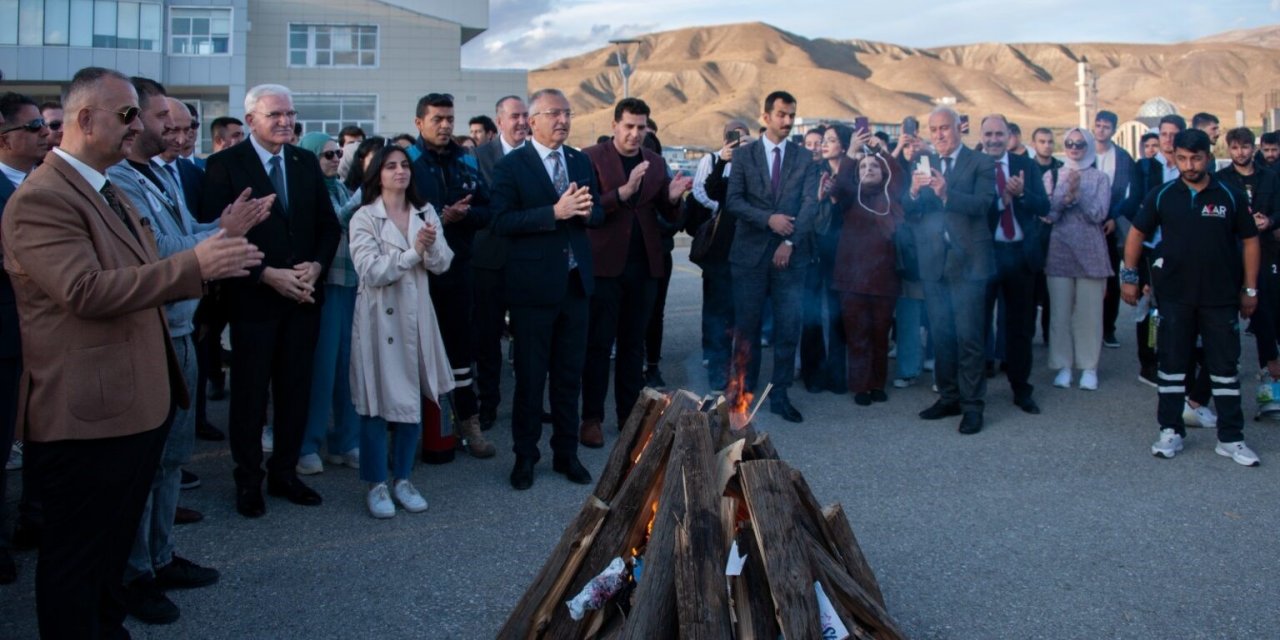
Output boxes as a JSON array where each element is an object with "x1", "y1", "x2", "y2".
[
  {"x1": 904, "y1": 145, "x2": 997, "y2": 283},
  {"x1": 473, "y1": 138, "x2": 504, "y2": 185},
  {"x1": 725, "y1": 139, "x2": 819, "y2": 269}
]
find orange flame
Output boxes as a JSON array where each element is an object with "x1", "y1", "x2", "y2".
[{"x1": 727, "y1": 334, "x2": 753, "y2": 431}]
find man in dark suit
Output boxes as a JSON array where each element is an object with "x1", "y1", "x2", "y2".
[
  {"x1": 201, "y1": 84, "x2": 341, "y2": 518},
  {"x1": 155, "y1": 102, "x2": 204, "y2": 221},
  {"x1": 979, "y1": 114, "x2": 1049, "y2": 415},
  {"x1": 725, "y1": 90, "x2": 820, "y2": 423},
  {"x1": 579, "y1": 98, "x2": 690, "y2": 448},
  {"x1": 2, "y1": 66, "x2": 260, "y2": 639},
  {"x1": 0, "y1": 91, "x2": 51, "y2": 584},
  {"x1": 907, "y1": 106, "x2": 997, "y2": 434},
  {"x1": 1093, "y1": 110, "x2": 1136, "y2": 348},
  {"x1": 472, "y1": 95, "x2": 528, "y2": 429},
  {"x1": 490, "y1": 88, "x2": 603, "y2": 490}
]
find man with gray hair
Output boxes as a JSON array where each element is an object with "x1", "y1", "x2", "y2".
[
  {"x1": 202, "y1": 83, "x2": 341, "y2": 518},
  {"x1": 907, "y1": 106, "x2": 997, "y2": 434}
]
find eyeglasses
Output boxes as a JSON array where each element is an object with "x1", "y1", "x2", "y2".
[
  {"x1": 256, "y1": 110, "x2": 298, "y2": 121},
  {"x1": 0, "y1": 118, "x2": 47, "y2": 134},
  {"x1": 321, "y1": 149, "x2": 343, "y2": 160},
  {"x1": 47, "y1": 120, "x2": 62, "y2": 131},
  {"x1": 1063, "y1": 139, "x2": 1087, "y2": 150},
  {"x1": 533, "y1": 109, "x2": 573, "y2": 119},
  {"x1": 91, "y1": 106, "x2": 141, "y2": 125}
]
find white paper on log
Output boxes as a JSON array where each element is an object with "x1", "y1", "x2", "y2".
[{"x1": 815, "y1": 581, "x2": 850, "y2": 640}]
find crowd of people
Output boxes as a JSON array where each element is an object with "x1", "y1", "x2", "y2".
[{"x1": 0, "y1": 66, "x2": 1272, "y2": 637}]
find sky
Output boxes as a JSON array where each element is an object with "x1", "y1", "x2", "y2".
[{"x1": 462, "y1": 0, "x2": 1278, "y2": 69}]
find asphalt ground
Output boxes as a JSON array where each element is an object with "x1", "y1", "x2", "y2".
[{"x1": 3, "y1": 246, "x2": 1279, "y2": 639}]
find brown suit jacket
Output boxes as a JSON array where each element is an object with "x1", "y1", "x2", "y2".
[
  {"x1": 582, "y1": 144, "x2": 680, "y2": 278},
  {"x1": 1, "y1": 152, "x2": 204, "y2": 442}
]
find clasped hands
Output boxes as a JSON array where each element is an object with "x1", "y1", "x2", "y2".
[
  {"x1": 262, "y1": 262, "x2": 322, "y2": 304},
  {"x1": 554, "y1": 182, "x2": 595, "y2": 220}
]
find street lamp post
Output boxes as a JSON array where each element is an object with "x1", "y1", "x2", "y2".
[{"x1": 609, "y1": 39, "x2": 640, "y2": 99}]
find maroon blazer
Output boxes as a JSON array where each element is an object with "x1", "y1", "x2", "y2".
[{"x1": 583, "y1": 143, "x2": 680, "y2": 278}]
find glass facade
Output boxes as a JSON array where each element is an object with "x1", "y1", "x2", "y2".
[
  {"x1": 0, "y1": 0, "x2": 161, "y2": 51},
  {"x1": 294, "y1": 94, "x2": 377, "y2": 136},
  {"x1": 288, "y1": 24, "x2": 377, "y2": 68},
  {"x1": 170, "y1": 6, "x2": 231, "y2": 55}
]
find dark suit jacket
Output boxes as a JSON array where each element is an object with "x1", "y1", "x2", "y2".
[
  {"x1": 1102, "y1": 144, "x2": 1135, "y2": 221},
  {"x1": 2, "y1": 152, "x2": 203, "y2": 441},
  {"x1": 0, "y1": 177, "x2": 20, "y2": 358},
  {"x1": 471, "y1": 138, "x2": 510, "y2": 272},
  {"x1": 986, "y1": 152, "x2": 1050, "y2": 272},
  {"x1": 200, "y1": 139, "x2": 341, "y2": 321},
  {"x1": 489, "y1": 142, "x2": 604, "y2": 307},
  {"x1": 176, "y1": 157, "x2": 205, "y2": 222},
  {"x1": 1124, "y1": 156, "x2": 1174, "y2": 223},
  {"x1": 474, "y1": 138, "x2": 504, "y2": 185},
  {"x1": 725, "y1": 139, "x2": 820, "y2": 269},
  {"x1": 582, "y1": 143, "x2": 680, "y2": 278},
  {"x1": 905, "y1": 145, "x2": 997, "y2": 282}
]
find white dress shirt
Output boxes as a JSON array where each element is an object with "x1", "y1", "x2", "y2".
[
  {"x1": 529, "y1": 137, "x2": 566, "y2": 187},
  {"x1": 762, "y1": 134, "x2": 786, "y2": 178},
  {"x1": 53, "y1": 147, "x2": 108, "y2": 200},
  {"x1": 250, "y1": 134, "x2": 287, "y2": 195},
  {"x1": 500, "y1": 134, "x2": 523, "y2": 156},
  {"x1": 992, "y1": 152, "x2": 1024, "y2": 242},
  {"x1": 0, "y1": 161, "x2": 26, "y2": 189}
]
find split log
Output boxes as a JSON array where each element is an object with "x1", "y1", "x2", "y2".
[
  {"x1": 731, "y1": 523, "x2": 778, "y2": 640},
  {"x1": 594, "y1": 388, "x2": 668, "y2": 503},
  {"x1": 802, "y1": 533, "x2": 907, "y2": 640},
  {"x1": 496, "y1": 495, "x2": 610, "y2": 639},
  {"x1": 738, "y1": 460, "x2": 823, "y2": 639},
  {"x1": 672, "y1": 414, "x2": 733, "y2": 639},
  {"x1": 823, "y1": 504, "x2": 886, "y2": 609}
]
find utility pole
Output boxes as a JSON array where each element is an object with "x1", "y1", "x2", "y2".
[
  {"x1": 1075, "y1": 57, "x2": 1096, "y2": 129},
  {"x1": 609, "y1": 39, "x2": 641, "y2": 99}
]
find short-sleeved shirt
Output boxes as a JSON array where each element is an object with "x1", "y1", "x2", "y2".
[{"x1": 1133, "y1": 175, "x2": 1256, "y2": 307}]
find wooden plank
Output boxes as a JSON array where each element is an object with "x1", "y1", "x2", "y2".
[
  {"x1": 823, "y1": 503, "x2": 887, "y2": 609},
  {"x1": 593, "y1": 388, "x2": 668, "y2": 503},
  {"x1": 738, "y1": 460, "x2": 823, "y2": 639},
  {"x1": 802, "y1": 533, "x2": 908, "y2": 640},
  {"x1": 496, "y1": 495, "x2": 610, "y2": 639},
  {"x1": 732, "y1": 523, "x2": 778, "y2": 640},
  {"x1": 673, "y1": 413, "x2": 733, "y2": 640},
  {"x1": 619, "y1": 411, "x2": 696, "y2": 640},
  {"x1": 747, "y1": 431, "x2": 780, "y2": 461}
]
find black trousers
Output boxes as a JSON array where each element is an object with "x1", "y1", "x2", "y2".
[
  {"x1": 583, "y1": 260, "x2": 659, "y2": 426},
  {"x1": 644, "y1": 251, "x2": 673, "y2": 369},
  {"x1": 1136, "y1": 248, "x2": 1158, "y2": 369},
  {"x1": 0, "y1": 355, "x2": 18, "y2": 549},
  {"x1": 228, "y1": 306, "x2": 321, "y2": 488},
  {"x1": 31, "y1": 420, "x2": 169, "y2": 639},
  {"x1": 701, "y1": 262, "x2": 735, "y2": 390},
  {"x1": 1250, "y1": 249, "x2": 1280, "y2": 367},
  {"x1": 800, "y1": 240, "x2": 846, "y2": 388},
  {"x1": 472, "y1": 266, "x2": 507, "y2": 418},
  {"x1": 1156, "y1": 302, "x2": 1243, "y2": 442},
  {"x1": 1103, "y1": 230, "x2": 1121, "y2": 337},
  {"x1": 509, "y1": 274, "x2": 588, "y2": 462},
  {"x1": 986, "y1": 243, "x2": 1037, "y2": 401},
  {"x1": 194, "y1": 294, "x2": 228, "y2": 425},
  {"x1": 430, "y1": 268, "x2": 478, "y2": 421}
]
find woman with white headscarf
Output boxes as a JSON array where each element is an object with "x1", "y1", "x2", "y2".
[{"x1": 1042, "y1": 127, "x2": 1113, "y2": 390}]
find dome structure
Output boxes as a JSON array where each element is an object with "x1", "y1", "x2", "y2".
[{"x1": 1137, "y1": 97, "x2": 1179, "y2": 119}]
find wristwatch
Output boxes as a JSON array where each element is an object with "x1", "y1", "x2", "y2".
[{"x1": 1244, "y1": 287, "x2": 1258, "y2": 297}]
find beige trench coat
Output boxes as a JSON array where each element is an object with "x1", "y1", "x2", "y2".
[{"x1": 348, "y1": 197, "x2": 456, "y2": 423}]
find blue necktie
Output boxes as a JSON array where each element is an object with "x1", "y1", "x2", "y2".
[{"x1": 269, "y1": 155, "x2": 289, "y2": 215}]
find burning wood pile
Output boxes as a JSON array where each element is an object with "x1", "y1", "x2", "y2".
[{"x1": 500, "y1": 388, "x2": 906, "y2": 639}]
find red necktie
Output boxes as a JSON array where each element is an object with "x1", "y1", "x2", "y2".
[{"x1": 996, "y1": 161, "x2": 1014, "y2": 240}]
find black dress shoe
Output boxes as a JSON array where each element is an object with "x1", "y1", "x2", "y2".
[
  {"x1": 510, "y1": 457, "x2": 536, "y2": 490},
  {"x1": 154, "y1": 556, "x2": 220, "y2": 590},
  {"x1": 540, "y1": 411, "x2": 554, "y2": 424},
  {"x1": 854, "y1": 392, "x2": 873, "y2": 406},
  {"x1": 195, "y1": 420, "x2": 225, "y2": 441},
  {"x1": 174, "y1": 506, "x2": 204, "y2": 525},
  {"x1": 644, "y1": 366, "x2": 666, "y2": 388},
  {"x1": 266, "y1": 477, "x2": 323, "y2": 506},
  {"x1": 236, "y1": 486, "x2": 266, "y2": 518},
  {"x1": 919, "y1": 400, "x2": 962, "y2": 420},
  {"x1": 552, "y1": 456, "x2": 593, "y2": 485},
  {"x1": 11, "y1": 520, "x2": 41, "y2": 550},
  {"x1": 870, "y1": 389, "x2": 888, "y2": 403},
  {"x1": 0, "y1": 549, "x2": 15, "y2": 585},
  {"x1": 769, "y1": 397, "x2": 804, "y2": 423},
  {"x1": 123, "y1": 578, "x2": 180, "y2": 624},
  {"x1": 180, "y1": 469, "x2": 201, "y2": 490},
  {"x1": 804, "y1": 378, "x2": 825, "y2": 394},
  {"x1": 1014, "y1": 396, "x2": 1041, "y2": 415},
  {"x1": 958, "y1": 411, "x2": 984, "y2": 435}
]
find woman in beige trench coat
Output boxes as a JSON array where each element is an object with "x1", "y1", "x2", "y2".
[{"x1": 348, "y1": 145, "x2": 455, "y2": 518}]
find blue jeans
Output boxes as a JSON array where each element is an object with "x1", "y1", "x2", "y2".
[
  {"x1": 125, "y1": 334, "x2": 196, "y2": 583},
  {"x1": 895, "y1": 297, "x2": 924, "y2": 379},
  {"x1": 301, "y1": 285, "x2": 359, "y2": 457},
  {"x1": 358, "y1": 415, "x2": 420, "y2": 484}
]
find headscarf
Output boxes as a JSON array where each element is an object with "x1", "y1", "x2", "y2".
[
  {"x1": 1061, "y1": 127, "x2": 1097, "y2": 171},
  {"x1": 297, "y1": 132, "x2": 352, "y2": 211}
]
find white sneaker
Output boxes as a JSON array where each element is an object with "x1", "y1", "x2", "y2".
[
  {"x1": 887, "y1": 343, "x2": 897, "y2": 359},
  {"x1": 1151, "y1": 428, "x2": 1184, "y2": 459},
  {"x1": 326, "y1": 449, "x2": 361, "y2": 469},
  {"x1": 392, "y1": 479, "x2": 428, "y2": 513},
  {"x1": 1215, "y1": 441, "x2": 1261, "y2": 467},
  {"x1": 893, "y1": 377, "x2": 916, "y2": 389},
  {"x1": 296, "y1": 453, "x2": 324, "y2": 475},
  {"x1": 1078, "y1": 369, "x2": 1098, "y2": 391},
  {"x1": 1053, "y1": 368, "x2": 1072, "y2": 388},
  {"x1": 261, "y1": 425, "x2": 274, "y2": 453},
  {"x1": 6, "y1": 441, "x2": 22, "y2": 471},
  {"x1": 1182, "y1": 402, "x2": 1218, "y2": 428},
  {"x1": 366, "y1": 483, "x2": 395, "y2": 519}
]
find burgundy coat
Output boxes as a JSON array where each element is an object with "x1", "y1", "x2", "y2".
[
  {"x1": 583, "y1": 143, "x2": 680, "y2": 278},
  {"x1": 832, "y1": 152, "x2": 905, "y2": 298}
]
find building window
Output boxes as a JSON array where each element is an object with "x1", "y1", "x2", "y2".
[
  {"x1": 0, "y1": 0, "x2": 159, "y2": 48},
  {"x1": 288, "y1": 24, "x2": 377, "y2": 68},
  {"x1": 294, "y1": 94, "x2": 377, "y2": 137},
  {"x1": 169, "y1": 6, "x2": 230, "y2": 55}
]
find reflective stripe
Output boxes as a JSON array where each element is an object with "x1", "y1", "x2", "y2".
[
  {"x1": 452, "y1": 367, "x2": 471, "y2": 376},
  {"x1": 1210, "y1": 375, "x2": 1238, "y2": 384},
  {"x1": 1212, "y1": 388, "x2": 1241, "y2": 397},
  {"x1": 1157, "y1": 386, "x2": 1186, "y2": 394},
  {"x1": 1157, "y1": 371, "x2": 1186, "y2": 381}
]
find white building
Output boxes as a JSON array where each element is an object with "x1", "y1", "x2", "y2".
[{"x1": 0, "y1": 0, "x2": 526, "y2": 151}]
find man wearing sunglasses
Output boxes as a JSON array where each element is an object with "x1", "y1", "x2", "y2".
[
  {"x1": 40, "y1": 101, "x2": 63, "y2": 149},
  {"x1": 2, "y1": 66, "x2": 263, "y2": 639}
]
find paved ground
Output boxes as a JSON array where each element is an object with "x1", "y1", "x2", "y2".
[{"x1": 3, "y1": 246, "x2": 1280, "y2": 639}]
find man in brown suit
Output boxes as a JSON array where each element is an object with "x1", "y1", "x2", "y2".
[
  {"x1": 1, "y1": 67, "x2": 261, "y2": 639},
  {"x1": 579, "y1": 98, "x2": 690, "y2": 448}
]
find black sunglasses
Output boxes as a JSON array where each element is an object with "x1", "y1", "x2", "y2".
[
  {"x1": 91, "y1": 106, "x2": 141, "y2": 125},
  {"x1": 321, "y1": 149, "x2": 343, "y2": 160},
  {"x1": 1063, "y1": 139, "x2": 1087, "y2": 150},
  {"x1": 47, "y1": 120, "x2": 62, "y2": 131},
  {"x1": 0, "y1": 118, "x2": 47, "y2": 134}
]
